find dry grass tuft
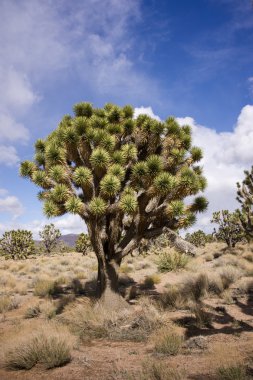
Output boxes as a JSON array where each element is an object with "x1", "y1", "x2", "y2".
[
  {"x1": 33, "y1": 277, "x2": 61, "y2": 297},
  {"x1": 218, "y1": 266, "x2": 242, "y2": 289},
  {"x1": 143, "y1": 274, "x2": 161, "y2": 289},
  {"x1": 61, "y1": 297, "x2": 165, "y2": 342},
  {"x1": 111, "y1": 360, "x2": 184, "y2": 380},
  {"x1": 4, "y1": 324, "x2": 74, "y2": 370},
  {"x1": 152, "y1": 326, "x2": 184, "y2": 355},
  {"x1": 216, "y1": 365, "x2": 247, "y2": 380},
  {"x1": 0, "y1": 296, "x2": 19, "y2": 313}
]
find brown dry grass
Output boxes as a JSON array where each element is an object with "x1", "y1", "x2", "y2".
[{"x1": 0, "y1": 242, "x2": 253, "y2": 379}]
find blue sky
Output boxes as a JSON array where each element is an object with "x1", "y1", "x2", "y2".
[{"x1": 0, "y1": 0, "x2": 253, "y2": 236}]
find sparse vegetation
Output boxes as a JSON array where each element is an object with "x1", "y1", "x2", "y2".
[{"x1": 157, "y1": 250, "x2": 189, "y2": 272}]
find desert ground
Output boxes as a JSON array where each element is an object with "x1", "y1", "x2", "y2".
[{"x1": 0, "y1": 242, "x2": 253, "y2": 380}]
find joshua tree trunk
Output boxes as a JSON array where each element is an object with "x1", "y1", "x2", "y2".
[{"x1": 96, "y1": 256, "x2": 121, "y2": 297}]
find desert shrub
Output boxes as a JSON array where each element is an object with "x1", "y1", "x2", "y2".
[
  {"x1": 40, "y1": 301, "x2": 58, "y2": 319},
  {"x1": 119, "y1": 263, "x2": 133, "y2": 274},
  {"x1": 143, "y1": 274, "x2": 161, "y2": 289},
  {"x1": 4, "y1": 327, "x2": 72, "y2": 370},
  {"x1": 75, "y1": 233, "x2": 91, "y2": 255},
  {"x1": 152, "y1": 327, "x2": 184, "y2": 355},
  {"x1": 61, "y1": 298, "x2": 164, "y2": 342},
  {"x1": 111, "y1": 360, "x2": 183, "y2": 380},
  {"x1": 0, "y1": 296, "x2": 19, "y2": 313},
  {"x1": 192, "y1": 304, "x2": 212, "y2": 327},
  {"x1": 185, "y1": 230, "x2": 207, "y2": 247},
  {"x1": 218, "y1": 266, "x2": 242, "y2": 289},
  {"x1": 33, "y1": 278, "x2": 61, "y2": 297},
  {"x1": 216, "y1": 365, "x2": 247, "y2": 380},
  {"x1": 24, "y1": 305, "x2": 41, "y2": 319},
  {"x1": 182, "y1": 273, "x2": 209, "y2": 302},
  {"x1": 160, "y1": 285, "x2": 185, "y2": 310},
  {"x1": 0, "y1": 230, "x2": 35, "y2": 259},
  {"x1": 207, "y1": 273, "x2": 224, "y2": 295},
  {"x1": 157, "y1": 250, "x2": 189, "y2": 272},
  {"x1": 141, "y1": 360, "x2": 183, "y2": 380}
]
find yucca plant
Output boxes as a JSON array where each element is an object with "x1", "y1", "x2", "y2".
[
  {"x1": 39, "y1": 224, "x2": 61, "y2": 254},
  {"x1": 211, "y1": 210, "x2": 245, "y2": 248},
  {"x1": 0, "y1": 230, "x2": 35, "y2": 259},
  {"x1": 75, "y1": 233, "x2": 91, "y2": 255},
  {"x1": 20, "y1": 102, "x2": 207, "y2": 302},
  {"x1": 185, "y1": 230, "x2": 207, "y2": 247}
]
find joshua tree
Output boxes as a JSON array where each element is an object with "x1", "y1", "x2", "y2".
[
  {"x1": 39, "y1": 224, "x2": 61, "y2": 253},
  {"x1": 211, "y1": 210, "x2": 245, "y2": 248},
  {"x1": 0, "y1": 230, "x2": 35, "y2": 259},
  {"x1": 236, "y1": 166, "x2": 253, "y2": 239},
  {"x1": 185, "y1": 230, "x2": 207, "y2": 247},
  {"x1": 20, "y1": 102, "x2": 207, "y2": 301},
  {"x1": 75, "y1": 233, "x2": 91, "y2": 255}
]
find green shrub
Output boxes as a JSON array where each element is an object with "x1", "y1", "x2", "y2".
[
  {"x1": 75, "y1": 233, "x2": 91, "y2": 255},
  {"x1": 0, "y1": 230, "x2": 35, "y2": 259},
  {"x1": 143, "y1": 274, "x2": 161, "y2": 288},
  {"x1": 185, "y1": 230, "x2": 207, "y2": 247},
  {"x1": 157, "y1": 251, "x2": 189, "y2": 272}
]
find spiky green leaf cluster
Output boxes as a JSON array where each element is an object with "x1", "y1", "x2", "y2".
[{"x1": 0, "y1": 230, "x2": 35, "y2": 260}]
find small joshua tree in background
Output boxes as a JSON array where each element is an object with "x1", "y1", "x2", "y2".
[
  {"x1": 75, "y1": 233, "x2": 91, "y2": 255},
  {"x1": 39, "y1": 224, "x2": 61, "y2": 254},
  {"x1": 0, "y1": 230, "x2": 35, "y2": 259},
  {"x1": 211, "y1": 210, "x2": 245, "y2": 248},
  {"x1": 185, "y1": 230, "x2": 207, "y2": 247},
  {"x1": 236, "y1": 166, "x2": 253, "y2": 240},
  {"x1": 20, "y1": 102, "x2": 208, "y2": 301}
]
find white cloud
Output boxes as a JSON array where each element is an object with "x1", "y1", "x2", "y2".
[
  {"x1": 0, "y1": 145, "x2": 20, "y2": 166},
  {"x1": 0, "y1": 214, "x2": 86, "y2": 239},
  {"x1": 0, "y1": 194, "x2": 24, "y2": 218},
  {"x1": 134, "y1": 106, "x2": 161, "y2": 121},
  {"x1": 177, "y1": 104, "x2": 253, "y2": 232},
  {"x1": 0, "y1": 188, "x2": 8, "y2": 197},
  {"x1": 0, "y1": 113, "x2": 29, "y2": 143}
]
